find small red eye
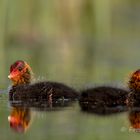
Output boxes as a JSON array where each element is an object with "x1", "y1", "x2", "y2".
[{"x1": 18, "y1": 67, "x2": 23, "y2": 71}]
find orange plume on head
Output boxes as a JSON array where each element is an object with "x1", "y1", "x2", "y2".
[
  {"x1": 128, "y1": 69, "x2": 140, "y2": 92},
  {"x1": 8, "y1": 60, "x2": 33, "y2": 85}
]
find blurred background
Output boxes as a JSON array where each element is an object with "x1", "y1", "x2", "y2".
[
  {"x1": 1, "y1": 1, "x2": 140, "y2": 140},
  {"x1": 0, "y1": 0, "x2": 140, "y2": 88}
]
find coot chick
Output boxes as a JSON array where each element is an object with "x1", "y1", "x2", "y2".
[
  {"x1": 127, "y1": 69, "x2": 140, "y2": 107},
  {"x1": 8, "y1": 60, "x2": 79, "y2": 106},
  {"x1": 9, "y1": 81, "x2": 78, "y2": 108},
  {"x1": 79, "y1": 86, "x2": 128, "y2": 115}
]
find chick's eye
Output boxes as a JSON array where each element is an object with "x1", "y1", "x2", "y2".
[{"x1": 18, "y1": 67, "x2": 23, "y2": 71}]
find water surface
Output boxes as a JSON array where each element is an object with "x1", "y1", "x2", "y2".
[{"x1": 0, "y1": 92, "x2": 140, "y2": 140}]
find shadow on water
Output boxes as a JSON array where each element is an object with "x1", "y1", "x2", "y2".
[{"x1": 9, "y1": 98, "x2": 78, "y2": 111}]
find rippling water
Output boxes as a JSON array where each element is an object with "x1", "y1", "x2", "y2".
[{"x1": 0, "y1": 92, "x2": 139, "y2": 140}]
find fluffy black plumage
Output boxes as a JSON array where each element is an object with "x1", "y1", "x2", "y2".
[
  {"x1": 127, "y1": 92, "x2": 140, "y2": 108},
  {"x1": 79, "y1": 86, "x2": 129, "y2": 115},
  {"x1": 9, "y1": 81, "x2": 79, "y2": 108}
]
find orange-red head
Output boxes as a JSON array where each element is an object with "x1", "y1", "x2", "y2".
[
  {"x1": 129, "y1": 69, "x2": 140, "y2": 92},
  {"x1": 8, "y1": 60, "x2": 32, "y2": 86}
]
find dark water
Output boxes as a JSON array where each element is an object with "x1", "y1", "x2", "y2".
[{"x1": 0, "y1": 92, "x2": 139, "y2": 140}]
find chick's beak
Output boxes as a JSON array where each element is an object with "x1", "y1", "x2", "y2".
[
  {"x1": 8, "y1": 73, "x2": 15, "y2": 79},
  {"x1": 8, "y1": 70, "x2": 19, "y2": 79},
  {"x1": 8, "y1": 74, "x2": 12, "y2": 79}
]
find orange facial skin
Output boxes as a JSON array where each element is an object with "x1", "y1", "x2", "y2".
[
  {"x1": 8, "y1": 60, "x2": 32, "y2": 86},
  {"x1": 8, "y1": 107, "x2": 31, "y2": 133},
  {"x1": 128, "y1": 70, "x2": 140, "y2": 92}
]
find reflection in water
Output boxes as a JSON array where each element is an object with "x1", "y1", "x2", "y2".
[
  {"x1": 9, "y1": 95, "x2": 77, "y2": 111},
  {"x1": 8, "y1": 107, "x2": 31, "y2": 133},
  {"x1": 129, "y1": 109, "x2": 140, "y2": 132},
  {"x1": 8, "y1": 97, "x2": 77, "y2": 133},
  {"x1": 79, "y1": 86, "x2": 128, "y2": 115}
]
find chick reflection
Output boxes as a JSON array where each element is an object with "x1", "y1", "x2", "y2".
[
  {"x1": 8, "y1": 107, "x2": 31, "y2": 133},
  {"x1": 129, "y1": 109, "x2": 140, "y2": 132}
]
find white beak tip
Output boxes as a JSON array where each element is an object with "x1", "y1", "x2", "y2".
[
  {"x1": 8, "y1": 116, "x2": 11, "y2": 121},
  {"x1": 8, "y1": 75, "x2": 11, "y2": 79}
]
